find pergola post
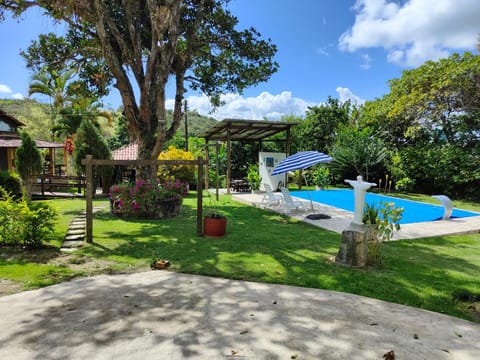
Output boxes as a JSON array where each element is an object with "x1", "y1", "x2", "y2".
[
  {"x1": 204, "y1": 141, "x2": 209, "y2": 191},
  {"x1": 226, "y1": 125, "x2": 231, "y2": 194},
  {"x1": 215, "y1": 142, "x2": 220, "y2": 201},
  {"x1": 284, "y1": 126, "x2": 291, "y2": 188},
  {"x1": 197, "y1": 156, "x2": 203, "y2": 236},
  {"x1": 85, "y1": 154, "x2": 93, "y2": 243}
]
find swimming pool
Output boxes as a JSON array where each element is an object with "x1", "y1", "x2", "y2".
[{"x1": 292, "y1": 189, "x2": 480, "y2": 224}]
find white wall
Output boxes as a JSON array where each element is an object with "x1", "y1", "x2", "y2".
[{"x1": 258, "y1": 152, "x2": 286, "y2": 191}]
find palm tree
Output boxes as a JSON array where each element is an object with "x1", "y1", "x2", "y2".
[{"x1": 28, "y1": 68, "x2": 76, "y2": 140}]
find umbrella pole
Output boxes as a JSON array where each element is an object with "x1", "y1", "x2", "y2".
[{"x1": 306, "y1": 190, "x2": 314, "y2": 212}]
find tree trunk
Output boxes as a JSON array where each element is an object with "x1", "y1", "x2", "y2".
[{"x1": 335, "y1": 223, "x2": 368, "y2": 267}]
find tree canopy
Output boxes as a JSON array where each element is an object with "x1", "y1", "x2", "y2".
[{"x1": 1, "y1": 0, "x2": 278, "y2": 179}]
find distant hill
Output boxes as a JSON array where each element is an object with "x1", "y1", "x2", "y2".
[
  {"x1": 166, "y1": 109, "x2": 218, "y2": 137},
  {"x1": 0, "y1": 98, "x2": 219, "y2": 142},
  {"x1": 0, "y1": 99, "x2": 53, "y2": 141}
]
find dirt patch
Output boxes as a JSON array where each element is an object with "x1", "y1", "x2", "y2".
[
  {"x1": 0, "y1": 249, "x2": 150, "y2": 297},
  {"x1": 0, "y1": 279, "x2": 24, "y2": 297}
]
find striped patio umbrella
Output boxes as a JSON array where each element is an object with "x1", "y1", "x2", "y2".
[{"x1": 271, "y1": 151, "x2": 333, "y2": 175}]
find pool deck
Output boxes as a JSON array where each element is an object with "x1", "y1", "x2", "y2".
[{"x1": 230, "y1": 191, "x2": 480, "y2": 240}]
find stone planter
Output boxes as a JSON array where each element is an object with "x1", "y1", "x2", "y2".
[{"x1": 111, "y1": 197, "x2": 182, "y2": 219}]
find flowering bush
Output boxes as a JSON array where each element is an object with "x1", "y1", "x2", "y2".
[{"x1": 109, "y1": 179, "x2": 188, "y2": 218}]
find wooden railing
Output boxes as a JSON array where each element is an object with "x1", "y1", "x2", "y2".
[{"x1": 33, "y1": 174, "x2": 86, "y2": 196}]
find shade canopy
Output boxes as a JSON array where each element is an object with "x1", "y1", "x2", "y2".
[{"x1": 271, "y1": 151, "x2": 333, "y2": 175}]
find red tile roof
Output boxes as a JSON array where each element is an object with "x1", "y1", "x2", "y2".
[{"x1": 112, "y1": 142, "x2": 138, "y2": 160}]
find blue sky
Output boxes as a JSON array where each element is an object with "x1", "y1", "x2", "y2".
[{"x1": 1, "y1": 0, "x2": 479, "y2": 120}]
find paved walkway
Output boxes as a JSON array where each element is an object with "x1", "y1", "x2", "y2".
[
  {"x1": 231, "y1": 192, "x2": 480, "y2": 240},
  {"x1": 0, "y1": 271, "x2": 479, "y2": 360}
]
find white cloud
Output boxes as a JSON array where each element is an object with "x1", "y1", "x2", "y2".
[
  {"x1": 11, "y1": 93, "x2": 24, "y2": 100},
  {"x1": 316, "y1": 46, "x2": 329, "y2": 56},
  {"x1": 0, "y1": 84, "x2": 12, "y2": 94},
  {"x1": 339, "y1": 0, "x2": 480, "y2": 66},
  {"x1": 360, "y1": 53, "x2": 372, "y2": 69},
  {"x1": 336, "y1": 87, "x2": 365, "y2": 105},
  {"x1": 168, "y1": 91, "x2": 315, "y2": 120},
  {"x1": 0, "y1": 84, "x2": 24, "y2": 99}
]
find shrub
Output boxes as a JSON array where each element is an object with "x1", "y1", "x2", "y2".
[
  {"x1": 395, "y1": 177, "x2": 415, "y2": 193},
  {"x1": 0, "y1": 187, "x2": 57, "y2": 248},
  {"x1": 158, "y1": 146, "x2": 196, "y2": 185},
  {"x1": 246, "y1": 164, "x2": 262, "y2": 191},
  {"x1": 363, "y1": 201, "x2": 404, "y2": 266},
  {"x1": 311, "y1": 166, "x2": 330, "y2": 188},
  {"x1": 0, "y1": 171, "x2": 21, "y2": 198}
]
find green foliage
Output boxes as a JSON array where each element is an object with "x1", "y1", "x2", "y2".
[
  {"x1": 355, "y1": 53, "x2": 480, "y2": 199},
  {"x1": 362, "y1": 201, "x2": 403, "y2": 266},
  {"x1": 399, "y1": 142, "x2": 480, "y2": 198},
  {"x1": 0, "y1": 171, "x2": 21, "y2": 198},
  {"x1": 107, "y1": 112, "x2": 130, "y2": 150},
  {"x1": 310, "y1": 166, "x2": 330, "y2": 188},
  {"x1": 73, "y1": 119, "x2": 111, "y2": 174},
  {"x1": 230, "y1": 142, "x2": 259, "y2": 179},
  {"x1": 15, "y1": 131, "x2": 43, "y2": 200},
  {"x1": 166, "y1": 109, "x2": 218, "y2": 138},
  {"x1": 0, "y1": 99, "x2": 52, "y2": 141},
  {"x1": 295, "y1": 97, "x2": 352, "y2": 152},
  {"x1": 203, "y1": 192, "x2": 227, "y2": 219},
  {"x1": 395, "y1": 177, "x2": 415, "y2": 193},
  {"x1": 329, "y1": 127, "x2": 388, "y2": 182},
  {"x1": 4, "y1": 1, "x2": 278, "y2": 171},
  {"x1": 246, "y1": 164, "x2": 262, "y2": 191},
  {"x1": 363, "y1": 202, "x2": 404, "y2": 242},
  {"x1": 22, "y1": 32, "x2": 112, "y2": 100},
  {"x1": 0, "y1": 188, "x2": 57, "y2": 248}
]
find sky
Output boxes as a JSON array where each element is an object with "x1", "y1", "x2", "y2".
[{"x1": 1, "y1": 0, "x2": 479, "y2": 120}]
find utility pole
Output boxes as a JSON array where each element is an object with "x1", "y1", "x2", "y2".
[{"x1": 184, "y1": 100, "x2": 188, "y2": 152}]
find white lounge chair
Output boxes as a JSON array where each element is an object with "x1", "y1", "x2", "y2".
[
  {"x1": 280, "y1": 187, "x2": 311, "y2": 213},
  {"x1": 262, "y1": 183, "x2": 283, "y2": 207}
]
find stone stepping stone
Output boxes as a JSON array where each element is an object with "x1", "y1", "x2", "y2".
[
  {"x1": 70, "y1": 220, "x2": 86, "y2": 226},
  {"x1": 64, "y1": 234, "x2": 84, "y2": 241},
  {"x1": 62, "y1": 240, "x2": 84, "y2": 248},
  {"x1": 66, "y1": 228, "x2": 85, "y2": 235},
  {"x1": 60, "y1": 247, "x2": 78, "y2": 253},
  {"x1": 69, "y1": 223, "x2": 85, "y2": 230}
]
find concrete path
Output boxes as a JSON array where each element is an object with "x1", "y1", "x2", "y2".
[{"x1": 0, "y1": 271, "x2": 479, "y2": 360}]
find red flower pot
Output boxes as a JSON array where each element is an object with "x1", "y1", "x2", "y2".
[{"x1": 203, "y1": 216, "x2": 227, "y2": 238}]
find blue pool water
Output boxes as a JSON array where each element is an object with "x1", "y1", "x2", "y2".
[{"x1": 292, "y1": 189, "x2": 480, "y2": 224}]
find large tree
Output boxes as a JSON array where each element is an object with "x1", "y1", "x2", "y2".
[
  {"x1": 360, "y1": 52, "x2": 480, "y2": 150},
  {"x1": 294, "y1": 97, "x2": 353, "y2": 153},
  {"x1": 358, "y1": 52, "x2": 480, "y2": 197},
  {"x1": 1, "y1": 1, "x2": 278, "y2": 179}
]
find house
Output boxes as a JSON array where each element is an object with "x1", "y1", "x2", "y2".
[{"x1": 0, "y1": 108, "x2": 64, "y2": 174}]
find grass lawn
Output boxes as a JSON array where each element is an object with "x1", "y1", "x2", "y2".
[{"x1": 1, "y1": 192, "x2": 479, "y2": 323}]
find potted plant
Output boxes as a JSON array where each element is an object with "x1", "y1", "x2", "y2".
[
  {"x1": 246, "y1": 164, "x2": 262, "y2": 193},
  {"x1": 203, "y1": 196, "x2": 227, "y2": 238},
  {"x1": 363, "y1": 201, "x2": 403, "y2": 265}
]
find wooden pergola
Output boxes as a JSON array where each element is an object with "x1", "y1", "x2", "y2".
[{"x1": 199, "y1": 119, "x2": 298, "y2": 193}]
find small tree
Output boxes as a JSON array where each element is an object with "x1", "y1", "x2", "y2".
[
  {"x1": 15, "y1": 131, "x2": 43, "y2": 201},
  {"x1": 73, "y1": 119, "x2": 111, "y2": 193}
]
